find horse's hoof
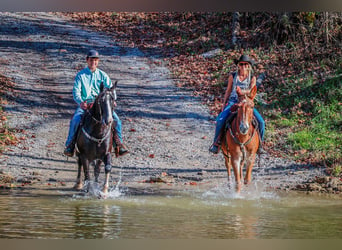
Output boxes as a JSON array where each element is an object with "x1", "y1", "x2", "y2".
[
  {"x1": 73, "y1": 183, "x2": 83, "y2": 191},
  {"x1": 244, "y1": 180, "x2": 251, "y2": 185},
  {"x1": 98, "y1": 192, "x2": 108, "y2": 199}
]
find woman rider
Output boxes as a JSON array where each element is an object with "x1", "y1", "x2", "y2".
[{"x1": 209, "y1": 54, "x2": 265, "y2": 154}]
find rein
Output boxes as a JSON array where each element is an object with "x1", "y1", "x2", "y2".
[
  {"x1": 86, "y1": 109, "x2": 103, "y2": 125},
  {"x1": 228, "y1": 122, "x2": 257, "y2": 148}
]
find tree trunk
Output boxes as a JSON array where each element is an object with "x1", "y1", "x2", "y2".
[
  {"x1": 324, "y1": 12, "x2": 330, "y2": 44},
  {"x1": 232, "y1": 12, "x2": 240, "y2": 48}
]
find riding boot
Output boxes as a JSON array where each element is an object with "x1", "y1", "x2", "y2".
[
  {"x1": 209, "y1": 144, "x2": 219, "y2": 154},
  {"x1": 257, "y1": 134, "x2": 266, "y2": 154},
  {"x1": 64, "y1": 131, "x2": 78, "y2": 157},
  {"x1": 112, "y1": 131, "x2": 129, "y2": 157},
  {"x1": 64, "y1": 141, "x2": 75, "y2": 157},
  {"x1": 209, "y1": 132, "x2": 223, "y2": 154},
  {"x1": 64, "y1": 115, "x2": 83, "y2": 157}
]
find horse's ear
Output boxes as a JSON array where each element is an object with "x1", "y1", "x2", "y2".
[
  {"x1": 109, "y1": 81, "x2": 117, "y2": 94},
  {"x1": 100, "y1": 82, "x2": 104, "y2": 92},
  {"x1": 110, "y1": 80, "x2": 118, "y2": 91},
  {"x1": 110, "y1": 81, "x2": 117, "y2": 100},
  {"x1": 249, "y1": 85, "x2": 257, "y2": 99}
]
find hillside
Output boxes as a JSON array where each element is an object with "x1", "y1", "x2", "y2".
[{"x1": 63, "y1": 12, "x2": 341, "y2": 173}]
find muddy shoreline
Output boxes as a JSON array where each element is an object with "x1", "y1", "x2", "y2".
[{"x1": 0, "y1": 12, "x2": 340, "y2": 198}]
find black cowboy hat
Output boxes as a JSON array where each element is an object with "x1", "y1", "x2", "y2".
[{"x1": 234, "y1": 54, "x2": 255, "y2": 66}]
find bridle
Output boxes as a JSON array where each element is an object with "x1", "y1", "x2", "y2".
[
  {"x1": 81, "y1": 88, "x2": 116, "y2": 146},
  {"x1": 86, "y1": 90, "x2": 116, "y2": 126},
  {"x1": 225, "y1": 96, "x2": 258, "y2": 163}
]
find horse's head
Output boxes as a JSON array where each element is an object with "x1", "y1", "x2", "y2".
[
  {"x1": 236, "y1": 85, "x2": 257, "y2": 135},
  {"x1": 94, "y1": 81, "x2": 117, "y2": 126}
]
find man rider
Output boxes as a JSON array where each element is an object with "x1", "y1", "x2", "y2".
[{"x1": 63, "y1": 49, "x2": 129, "y2": 157}]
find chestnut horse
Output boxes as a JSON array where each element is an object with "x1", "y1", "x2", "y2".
[
  {"x1": 221, "y1": 85, "x2": 259, "y2": 193},
  {"x1": 74, "y1": 81, "x2": 117, "y2": 194}
]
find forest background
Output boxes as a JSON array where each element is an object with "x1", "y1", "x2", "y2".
[{"x1": 1, "y1": 12, "x2": 341, "y2": 177}]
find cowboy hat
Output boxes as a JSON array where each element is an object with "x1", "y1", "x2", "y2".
[{"x1": 234, "y1": 54, "x2": 255, "y2": 66}]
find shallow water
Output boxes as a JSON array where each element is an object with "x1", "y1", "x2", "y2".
[{"x1": 0, "y1": 184, "x2": 342, "y2": 239}]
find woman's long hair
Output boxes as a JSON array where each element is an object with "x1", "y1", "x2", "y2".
[{"x1": 235, "y1": 63, "x2": 253, "y2": 87}]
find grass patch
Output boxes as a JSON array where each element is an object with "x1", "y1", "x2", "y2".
[
  {"x1": 276, "y1": 117, "x2": 297, "y2": 128},
  {"x1": 265, "y1": 71, "x2": 342, "y2": 165}
]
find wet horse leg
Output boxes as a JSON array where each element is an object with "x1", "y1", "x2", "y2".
[
  {"x1": 224, "y1": 155, "x2": 233, "y2": 187},
  {"x1": 102, "y1": 153, "x2": 112, "y2": 193},
  {"x1": 244, "y1": 155, "x2": 256, "y2": 185},
  {"x1": 231, "y1": 156, "x2": 242, "y2": 193},
  {"x1": 94, "y1": 160, "x2": 101, "y2": 183},
  {"x1": 74, "y1": 157, "x2": 83, "y2": 190},
  {"x1": 80, "y1": 157, "x2": 90, "y2": 191}
]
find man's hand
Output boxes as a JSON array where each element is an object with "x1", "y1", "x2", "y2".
[{"x1": 80, "y1": 101, "x2": 88, "y2": 110}]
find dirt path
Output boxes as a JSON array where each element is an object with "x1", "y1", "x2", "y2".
[{"x1": 0, "y1": 12, "x2": 323, "y2": 197}]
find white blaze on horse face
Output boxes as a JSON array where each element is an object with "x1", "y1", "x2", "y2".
[
  {"x1": 113, "y1": 89, "x2": 117, "y2": 101},
  {"x1": 239, "y1": 100, "x2": 249, "y2": 135},
  {"x1": 103, "y1": 93, "x2": 113, "y2": 125}
]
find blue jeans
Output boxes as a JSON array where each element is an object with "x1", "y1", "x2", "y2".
[
  {"x1": 65, "y1": 107, "x2": 122, "y2": 146},
  {"x1": 213, "y1": 101, "x2": 265, "y2": 144}
]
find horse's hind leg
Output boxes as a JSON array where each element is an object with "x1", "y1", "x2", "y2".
[
  {"x1": 74, "y1": 157, "x2": 83, "y2": 190},
  {"x1": 102, "y1": 153, "x2": 112, "y2": 194}
]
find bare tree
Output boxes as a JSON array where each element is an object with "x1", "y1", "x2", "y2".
[{"x1": 231, "y1": 12, "x2": 240, "y2": 48}]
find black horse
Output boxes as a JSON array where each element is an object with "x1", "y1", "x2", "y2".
[{"x1": 74, "y1": 81, "x2": 117, "y2": 194}]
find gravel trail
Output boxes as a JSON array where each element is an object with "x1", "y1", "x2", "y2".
[{"x1": 0, "y1": 12, "x2": 322, "y2": 196}]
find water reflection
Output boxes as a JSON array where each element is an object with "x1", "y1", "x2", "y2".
[
  {"x1": 72, "y1": 202, "x2": 122, "y2": 238},
  {"x1": 0, "y1": 190, "x2": 342, "y2": 239}
]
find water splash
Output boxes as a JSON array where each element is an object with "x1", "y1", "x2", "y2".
[
  {"x1": 71, "y1": 167, "x2": 125, "y2": 200},
  {"x1": 200, "y1": 180, "x2": 279, "y2": 203},
  {"x1": 107, "y1": 169, "x2": 124, "y2": 199}
]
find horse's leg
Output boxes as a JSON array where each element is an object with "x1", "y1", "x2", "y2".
[
  {"x1": 240, "y1": 160, "x2": 244, "y2": 184},
  {"x1": 102, "y1": 153, "x2": 112, "y2": 193},
  {"x1": 221, "y1": 133, "x2": 233, "y2": 188},
  {"x1": 244, "y1": 154, "x2": 256, "y2": 185},
  {"x1": 231, "y1": 156, "x2": 242, "y2": 193},
  {"x1": 94, "y1": 160, "x2": 101, "y2": 183},
  {"x1": 80, "y1": 157, "x2": 90, "y2": 190},
  {"x1": 224, "y1": 155, "x2": 233, "y2": 187},
  {"x1": 74, "y1": 156, "x2": 83, "y2": 190}
]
